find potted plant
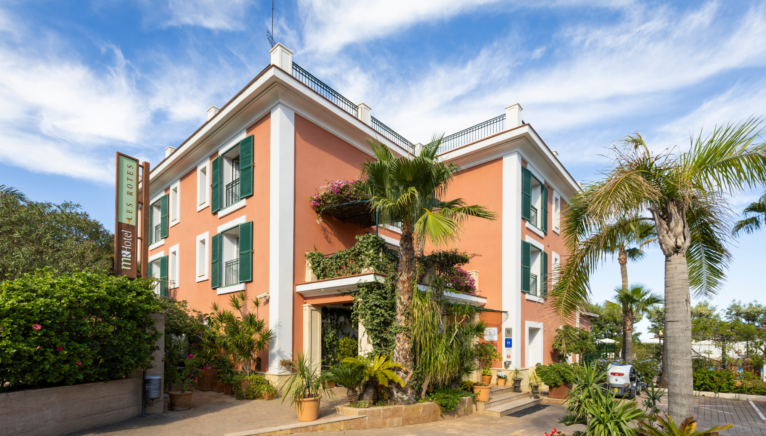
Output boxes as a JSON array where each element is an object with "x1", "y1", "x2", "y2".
[
  {"x1": 474, "y1": 342, "x2": 501, "y2": 385},
  {"x1": 496, "y1": 370, "x2": 508, "y2": 386},
  {"x1": 481, "y1": 367, "x2": 492, "y2": 385},
  {"x1": 326, "y1": 363, "x2": 364, "y2": 405},
  {"x1": 323, "y1": 368, "x2": 337, "y2": 388},
  {"x1": 528, "y1": 371, "x2": 541, "y2": 398},
  {"x1": 472, "y1": 382, "x2": 491, "y2": 402},
  {"x1": 512, "y1": 367, "x2": 523, "y2": 392},
  {"x1": 167, "y1": 353, "x2": 202, "y2": 411},
  {"x1": 535, "y1": 362, "x2": 580, "y2": 399},
  {"x1": 342, "y1": 355, "x2": 405, "y2": 404},
  {"x1": 214, "y1": 356, "x2": 234, "y2": 394},
  {"x1": 279, "y1": 352, "x2": 335, "y2": 422},
  {"x1": 222, "y1": 373, "x2": 235, "y2": 396}
]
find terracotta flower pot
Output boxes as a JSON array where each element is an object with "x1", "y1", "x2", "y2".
[
  {"x1": 472, "y1": 385, "x2": 491, "y2": 402},
  {"x1": 295, "y1": 396, "x2": 321, "y2": 422},
  {"x1": 240, "y1": 379, "x2": 251, "y2": 395},
  {"x1": 199, "y1": 369, "x2": 216, "y2": 391},
  {"x1": 497, "y1": 378, "x2": 507, "y2": 386},
  {"x1": 482, "y1": 375, "x2": 492, "y2": 385},
  {"x1": 262, "y1": 391, "x2": 276, "y2": 400},
  {"x1": 215, "y1": 380, "x2": 225, "y2": 393},
  {"x1": 168, "y1": 391, "x2": 194, "y2": 411},
  {"x1": 224, "y1": 383, "x2": 233, "y2": 396},
  {"x1": 324, "y1": 381, "x2": 336, "y2": 388},
  {"x1": 548, "y1": 384, "x2": 571, "y2": 399}
]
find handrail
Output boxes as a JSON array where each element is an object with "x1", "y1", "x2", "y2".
[
  {"x1": 371, "y1": 116, "x2": 415, "y2": 153},
  {"x1": 292, "y1": 63, "x2": 358, "y2": 118},
  {"x1": 439, "y1": 114, "x2": 506, "y2": 154}
]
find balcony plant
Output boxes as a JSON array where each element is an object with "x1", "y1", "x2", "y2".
[
  {"x1": 279, "y1": 352, "x2": 335, "y2": 422},
  {"x1": 167, "y1": 353, "x2": 203, "y2": 411},
  {"x1": 309, "y1": 178, "x2": 373, "y2": 227}
]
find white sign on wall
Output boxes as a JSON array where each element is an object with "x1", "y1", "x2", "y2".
[{"x1": 484, "y1": 327, "x2": 498, "y2": 342}]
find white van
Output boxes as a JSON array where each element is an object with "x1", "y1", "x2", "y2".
[{"x1": 606, "y1": 363, "x2": 640, "y2": 399}]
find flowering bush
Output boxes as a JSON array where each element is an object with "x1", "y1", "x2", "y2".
[
  {"x1": 308, "y1": 179, "x2": 369, "y2": 222},
  {"x1": 418, "y1": 250, "x2": 480, "y2": 295},
  {"x1": 171, "y1": 354, "x2": 203, "y2": 393},
  {"x1": 443, "y1": 266, "x2": 478, "y2": 295},
  {"x1": 0, "y1": 269, "x2": 161, "y2": 390}
]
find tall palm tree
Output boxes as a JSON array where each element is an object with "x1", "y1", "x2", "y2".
[
  {"x1": 732, "y1": 190, "x2": 766, "y2": 235},
  {"x1": 551, "y1": 119, "x2": 766, "y2": 422},
  {"x1": 361, "y1": 136, "x2": 495, "y2": 404},
  {"x1": 0, "y1": 185, "x2": 27, "y2": 202},
  {"x1": 608, "y1": 284, "x2": 662, "y2": 362}
]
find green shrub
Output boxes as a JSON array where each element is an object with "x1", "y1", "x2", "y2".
[
  {"x1": 630, "y1": 357, "x2": 661, "y2": 384},
  {"x1": 338, "y1": 337, "x2": 358, "y2": 361},
  {"x1": 426, "y1": 387, "x2": 475, "y2": 412},
  {"x1": 234, "y1": 374, "x2": 278, "y2": 400},
  {"x1": 0, "y1": 270, "x2": 161, "y2": 389},
  {"x1": 693, "y1": 369, "x2": 737, "y2": 393},
  {"x1": 535, "y1": 362, "x2": 583, "y2": 387}
]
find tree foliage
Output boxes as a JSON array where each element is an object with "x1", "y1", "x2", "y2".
[{"x1": 0, "y1": 190, "x2": 113, "y2": 281}]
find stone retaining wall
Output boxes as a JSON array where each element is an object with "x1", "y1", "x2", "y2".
[{"x1": 336, "y1": 397, "x2": 475, "y2": 429}]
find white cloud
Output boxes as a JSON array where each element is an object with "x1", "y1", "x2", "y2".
[{"x1": 139, "y1": 0, "x2": 252, "y2": 31}]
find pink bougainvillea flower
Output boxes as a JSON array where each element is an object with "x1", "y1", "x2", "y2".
[
  {"x1": 32, "y1": 324, "x2": 41, "y2": 330},
  {"x1": 193, "y1": 377, "x2": 198, "y2": 381},
  {"x1": 187, "y1": 354, "x2": 194, "y2": 358},
  {"x1": 75, "y1": 361, "x2": 82, "y2": 366},
  {"x1": 204, "y1": 366, "x2": 211, "y2": 370},
  {"x1": 36, "y1": 346, "x2": 40, "y2": 349},
  {"x1": 191, "y1": 343, "x2": 196, "y2": 346},
  {"x1": 57, "y1": 346, "x2": 63, "y2": 351}
]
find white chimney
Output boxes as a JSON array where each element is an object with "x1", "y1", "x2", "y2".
[
  {"x1": 270, "y1": 43, "x2": 293, "y2": 72},
  {"x1": 165, "y1": 146, "x2": 176, "y2": 158},
  {"x1": 577, "y1": 181, "x2": 583, "y2": 188},
  {"x1": 505, "y1": 103, "x2": 523, "y2": 129},
  {"x1": 207, "y1": 106, "x2": 220, "y2": 120},
  {"x1": 357, "y1": 102, "x2": 372, "y2": 126},
  {"x1": 552, "y1": 150, "x2": 559, "y2": 157}
]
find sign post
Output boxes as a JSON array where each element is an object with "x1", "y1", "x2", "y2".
[{"x1": 114, "y1": 153, "x2": 140, "y2": 278}]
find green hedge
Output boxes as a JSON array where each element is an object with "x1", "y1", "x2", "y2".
[
  {"x1": 535, "y1": 362, "x2": 583, "y2": 387},
  {"x1": 0, "y1": 270, "x2": 161, "y2": 389}
]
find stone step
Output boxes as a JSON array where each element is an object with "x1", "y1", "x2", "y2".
[
  {"x1": 489, "y1": 385, "x2": 518, "y2": 396},
  {"x1": 476, "y1": 391, "x2": 528, "y2": 413},
  {"x1": 478, "y1": 397, "x2": 543, "y2": 418},
  {"x1": 225, "y1": 414, "x2": 366, "y2": 436}
]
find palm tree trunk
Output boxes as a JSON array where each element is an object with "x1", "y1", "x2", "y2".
[
  {"x1": 658, "y1": 328, "x2": 669, "y2": 388},
  {"x1": 652, "y1": 201, "x2": 693, "y2": 422},
  {"x1": 625, "y1": 309, "x2": 634, "y2": 363},
  {"x1": 619, "y1": 246, "x2": 628, "y2": 361},
  {"x1": 391, "y1": 221, "x2": 417, "y2": 404}
]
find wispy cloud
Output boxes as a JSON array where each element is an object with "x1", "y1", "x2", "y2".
[{"x1": 139, "y1": 0, "x2": 254, "y2": 31}]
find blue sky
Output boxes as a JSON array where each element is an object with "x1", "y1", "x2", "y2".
[{"x1": 2, "y1": 0, "x2": 765, "y2": 334}]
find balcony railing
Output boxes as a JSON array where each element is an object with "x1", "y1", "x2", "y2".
[
  {"x1": 438, "y1": 114, "x2": 506, "y2": 154},
  {"x1": 371, "y1": 116, "x2": 415, "y2": 154},
  {"x1": 225, "y1": 258, "x2": 239, "y2": 287},
  {"x1": 530, "y1": 206, "x2": 538, "y2": 227},
  {"x1": 154, "y1": 224, "x2": 161, "y2": 242},
  {"x1": 292, "y1": 63, "x2": 358, "y2": 118},
  {"x1": 225, "y1": 178, "x2": 240, "y2": 208},
  {"x1": 530, "y1": 273, "x2": 538, "y2": 296}
]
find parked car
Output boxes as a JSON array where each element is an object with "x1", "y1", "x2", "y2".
[{"x1": 606, "y1": 363, "x2": 640, "y2": 399}]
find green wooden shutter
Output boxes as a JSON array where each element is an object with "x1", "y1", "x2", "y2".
[
  {"x1": 211, "y1": 233, "x2": 222, "y2": 288},
  {"x1": 211, "y1": 156, "x2": 221, "y2": 213},
  {"x1": 521, "y1": 241, "x2": 531, "y2": 293},
  {"x1": 541, "y1": 184, "x2": 548, "y2": 233},
  {"x1": 238, "y1": 221, "x2": 253, "y2": 283},
  {"x1": 148, "y1": 261, "x2": 153, "y2": 278},
  {"x1": 160, "y1": 194, "x2": 169, "y2": 239},
  {"x1": 238, "y1": 135, "x2": 254, "y2": 200},
  {"x1": 148, "y1": 204, "x2": 154, "y2": 245},
  {"x1": 522, "y1": 167, "x2": 532, "y2": 221},
  {"x1": 160, "y1": 255, "x2": 168, "y2": 297},
  {"x1": 541, "y1": 251, "x2": 548, "y2": 296}
]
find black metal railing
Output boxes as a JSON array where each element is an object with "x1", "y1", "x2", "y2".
[
  {"x1": 292, "y1": 63, "x2": 358, "y2": 118},
  {"x1": 530, "y1": 206, "x2": 538, "y2": 227},
  {"x1": 225, "y1": 178, "x2": 240, "y2": 207},
  {"x1": 438, "y1": 114, "x2": 506, "y2": 154},
  {"x1": 371, "y1": 116, "x2": 415, "y2": 153},
  {"x1": 154, "y1": 224, "x2": 161, "y2": 242},
  {"x1": 225, "y1": 259, "x2": 239, "y2": 287},
  {"x1": 530, "y1": 273, "x2": 538, "y2": 296}
]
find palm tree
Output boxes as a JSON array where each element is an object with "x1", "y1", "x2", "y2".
[
  {"x1": 360, "y1": 137, "x2": 495, "y2": 404},
  {"x1": 733, "y1": 190, "x2": 766, "y2": 235},
  {"x1": 551, "y1": 119, "x2": 766, "y2": 422},
  {"x1": 0, "y1": 185, "x2": 27, "y2": 202},
  {"x1": 608, "y1": 284, "x2": 662, "y2": 362}
]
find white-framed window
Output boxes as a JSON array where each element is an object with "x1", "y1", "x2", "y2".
[
  {"x1": 170, "y1": 181, "x2": 181, "y2": 226},
  {"x1": 148, "y1": 251, "x2": 165, "y2": 296},
  {"x1": 553, "y1": 191, "x2": 561, "y2": 233},
  {"x1": 197, "y1": 161, "x2": 210, "y2": 211},
  {"x1": 168, "y1": 244, "x2": 180, "y2": 289},
  {"x1": 552, "y1": 251, "x2": 561, "y2": 287},
  {"x1": 196, "y1": 232, "x2": 210, "y2": 282}
]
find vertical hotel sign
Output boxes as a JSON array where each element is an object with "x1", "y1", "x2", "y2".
[{"x1": 115, "y1": 153, "x2": 139, "y2": 278}]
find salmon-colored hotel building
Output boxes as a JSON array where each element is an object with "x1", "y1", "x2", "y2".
[{"x1": 145, "y1": 44, "x2": 593, "y2": 378}]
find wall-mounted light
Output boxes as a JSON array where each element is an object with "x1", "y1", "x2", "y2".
[{"x1": 257, "y1": 293, "x2": 270, "y2": 300}]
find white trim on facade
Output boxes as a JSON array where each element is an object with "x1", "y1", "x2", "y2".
[
  {"x1": 502, "y1": 152, "x2": 522, "y2": 368},
  {"x1": 525, "y1": 293, "x2": 544, "y2": 303},
  {"x1": 218, "y1": 129, "x2": 247, "y2": 156},
  {"x1": 196, "y1": 232, "x2": 210, "y2": 282},
  {"x1": 218, "y1": 199, "x2": 246, "y2": 218},
  {"x1": 197, "y1": 160, "x2": 210, "y2": 212},
  {"x1": 217, "y1": 283, "x2": 246, "y2": 295},
  {"x1": 553, "y1": 190, "x2": 561, "y2": 234},
  {"x1": 525, "y1": 236, "x2": 544, "y2": 250},
  {"x1": 148, "y1": 251, "x2": 165, "y2": 262},
  {"x1": 525, "y1": 320, "x2": 544, "y2": 369},
  {"x1": 551, "y1": 251, "x2": 560, "y2": 288},
  {"x1": 296, "y1": 273, "x2": 385, "y2": 297},
  {"x1": 415, "y1": 284, "x2": 488, "y2": 307},
  {"x1": 149, "y1": 240, "x2": 165, "y2": 250},
  {"x1": 379, "y1": 234, "x2": 400, "y2": 247},
  {"x1": 525, "y1": 222, "x2": 545, "y2": 238},
  {"x1": 217, "y1": 215, "x2": 247, "y2": 233},
  {"x1": 382, "y1": 224, "x2": 402, "y2": 234},
  {"x1": 168, "y1": 244, "x2": 180, "y2": 289},
  {"x1": 268, "y1": 103, "x2": 296, "y2": 374},
  {"x1": 169, "y1": 180, "x2": 181, "y2": 227}
]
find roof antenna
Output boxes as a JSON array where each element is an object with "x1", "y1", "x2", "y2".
[{"x1": 266, "y1": 0, "x2": 276, "y2": 47}]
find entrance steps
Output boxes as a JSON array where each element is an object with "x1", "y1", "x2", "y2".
[{"x1": 477, "y1": 388, "x2": 543, "y2": 418}]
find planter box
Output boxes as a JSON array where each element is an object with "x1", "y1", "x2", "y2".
[
  {"x1": 336, "y1": 397, "x2": 474, "y2": 429},
  {"x1": 548, "y1": 384, "x2": 571, "y2": 400}
]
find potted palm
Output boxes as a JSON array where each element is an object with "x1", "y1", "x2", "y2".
[
  {"x1": 342, "y1": 355, "x2": 406, "y2": 404},
  {"x1": 528, "y1": 371, "x2": 541, "y2": 398},
  {"x1": 512, "y1": 367, "x2": 523, "y2": 392},
  {"x1": 496, "y1": 370, "x2": 508, "y2": 386},
  {"x1": 326, "y1": 363, "x2": 364, "y2": 405},
  {"x1": 167, "y1": 353, "x2": 202, "y2": 410},
  {"x1": 279, "y1": 352, "x2": 335, "y2": 422}
]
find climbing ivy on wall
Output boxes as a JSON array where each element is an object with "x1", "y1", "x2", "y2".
[{"x1": 307, "y1": 233, "x2": 400, "y2": 357}]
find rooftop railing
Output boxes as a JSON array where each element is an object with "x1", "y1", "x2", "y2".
[
  {"x1": 292, "y1": 63, "x2": 358, "y2": 118},
  {"x1": 371, "y1": 116, "x2": 415, "y2": 154},
  {"x1": 438, "y1": 114, "x2": 506, "y2": 154}
]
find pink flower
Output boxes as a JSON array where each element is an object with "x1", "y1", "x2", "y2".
[
  {"x1": 57, "y1": 346, "x2": 63, "y2": 351},
  {"x1": 36, "y1": 346, "x2": 40, "y2": 349},
  {"x1": 204, "y1": 366, "x2": 211, "y2": 370},
  {"x1": 187, "y1": 354, "x2": 194, "y2": 358},
  {"x1": 75, "y1": 361, "x2": 82, "y2": 366},
  {"x1": 193, "y1": 377, "x2": 198, "y2": 381},
  {"x1": 191, "y1": 343, "x2": 196, "y2": 346},
  {"x1": 32, "y1": 324, "x2": 41, "y2": 330}
]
